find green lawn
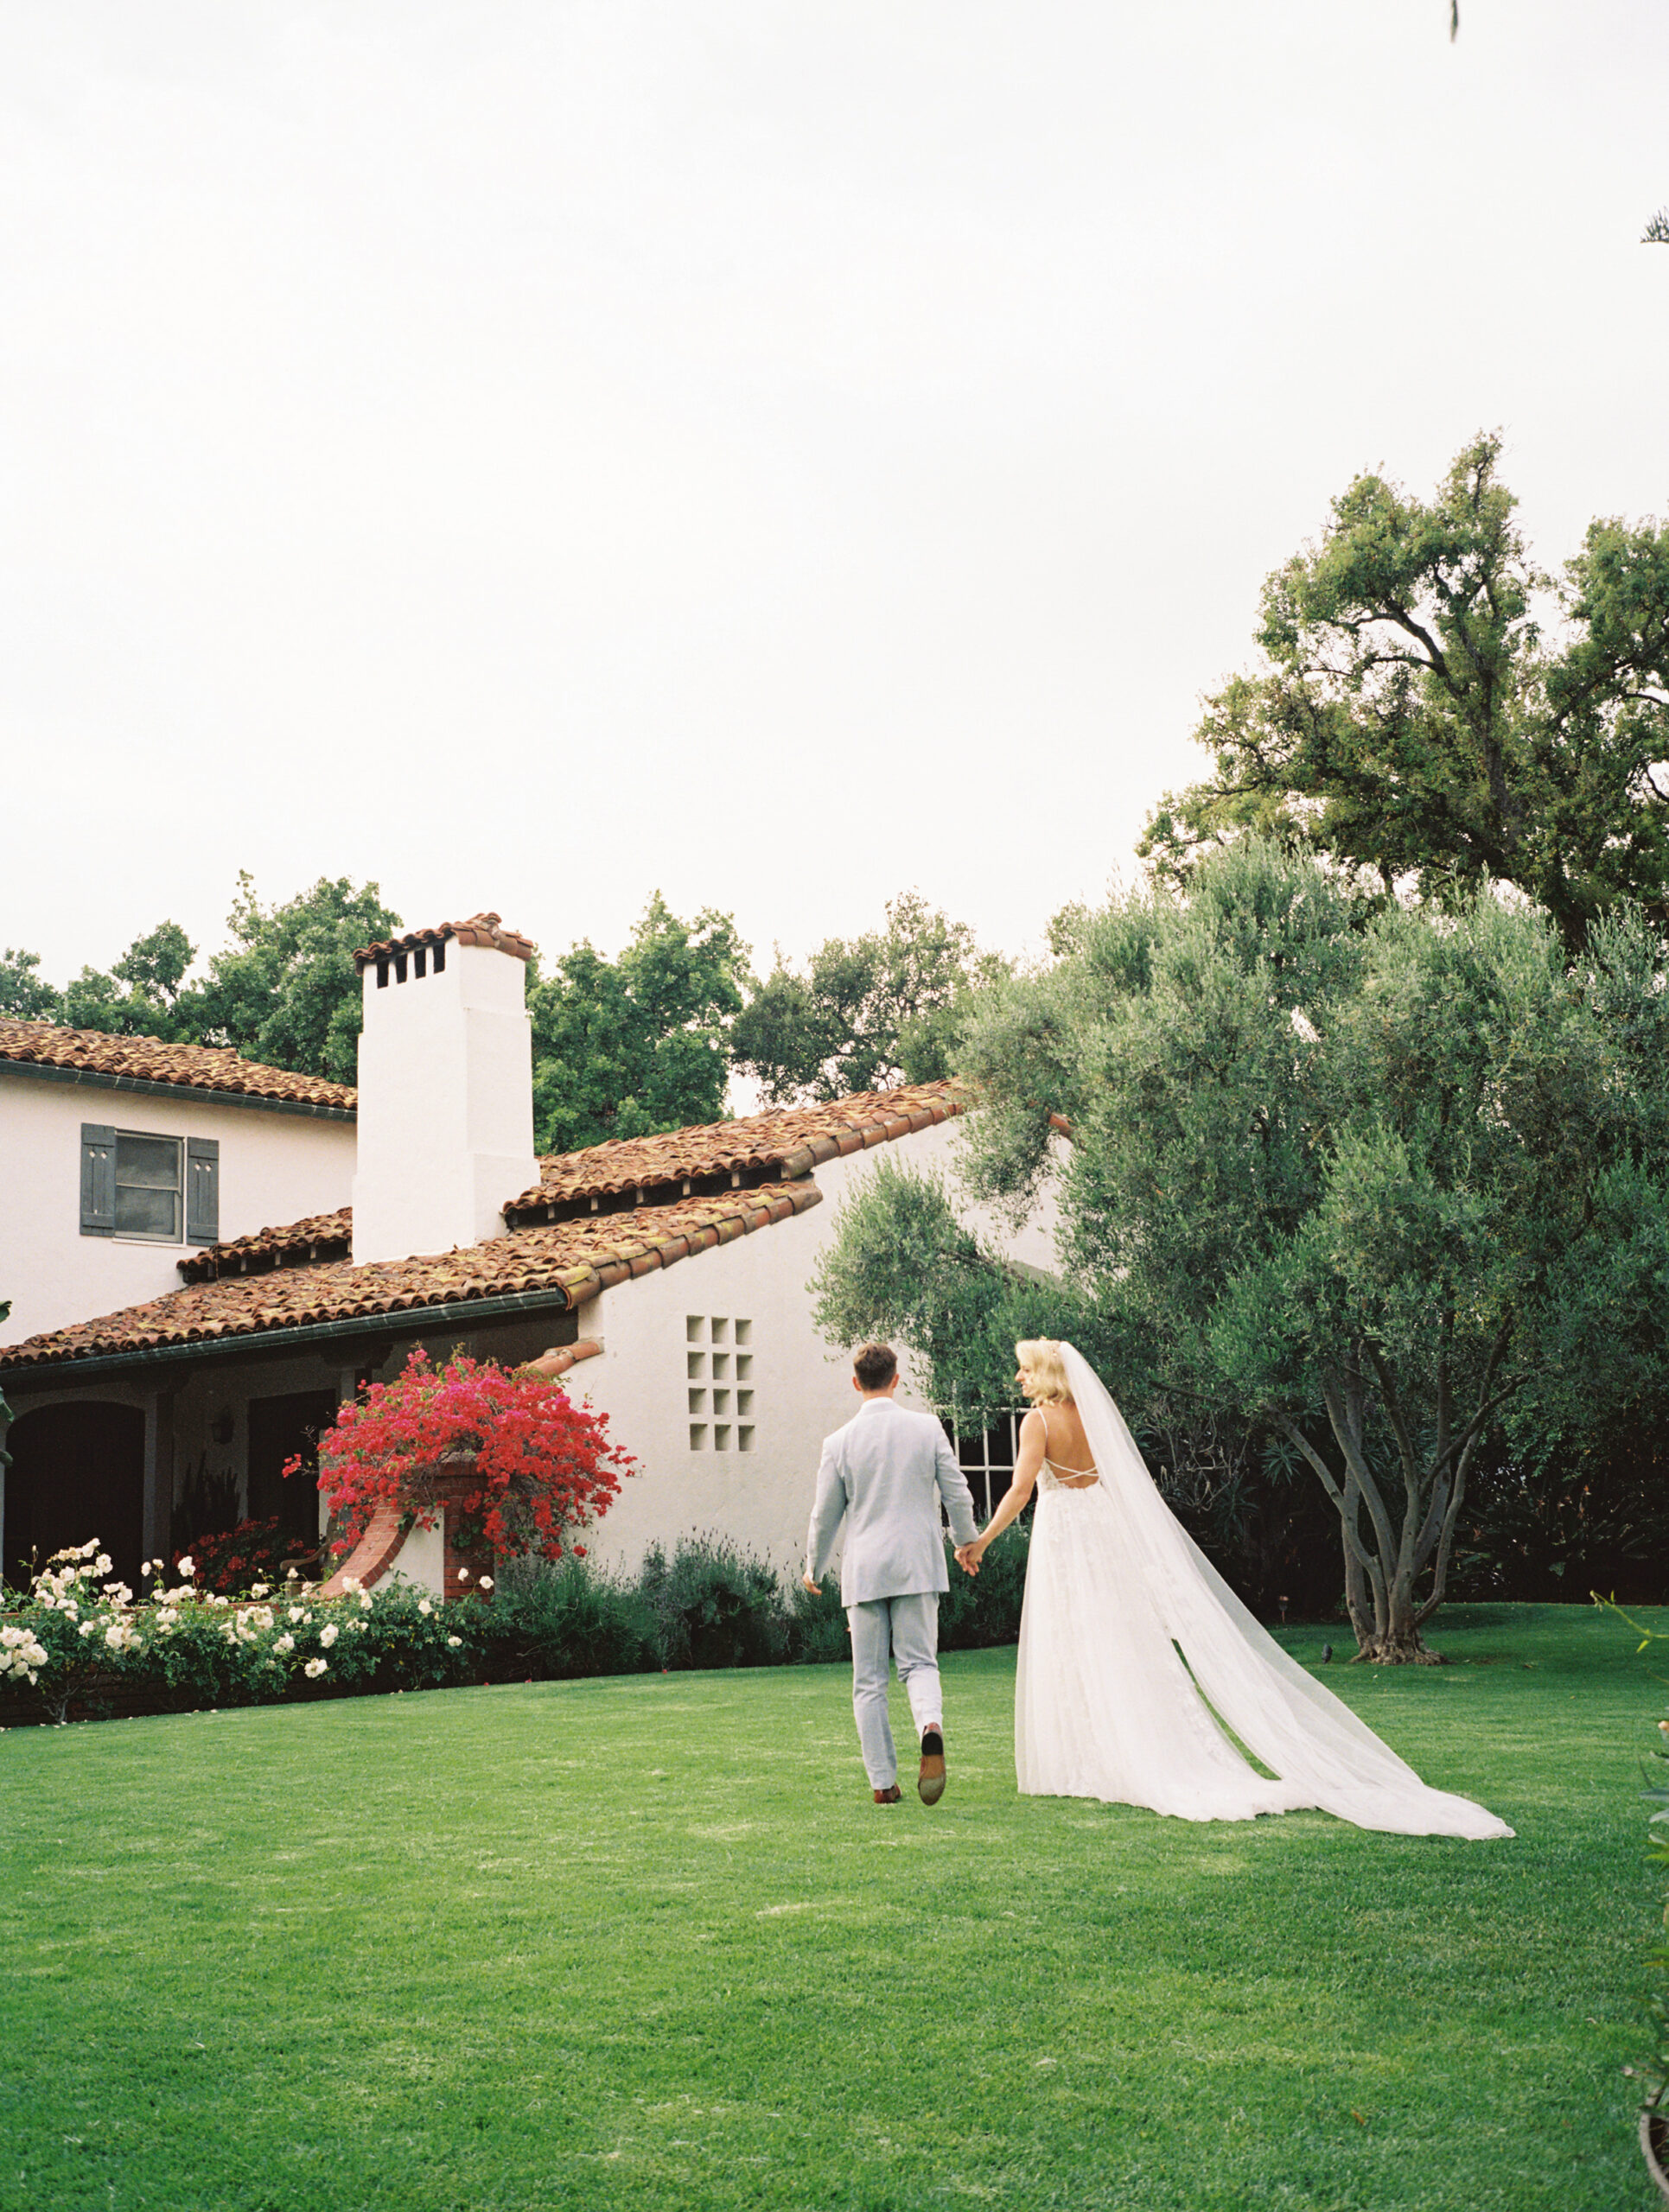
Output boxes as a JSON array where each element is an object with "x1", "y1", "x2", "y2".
[{"x1": 0, "y1": 1605, "x2": 1660, "y2": 2212}]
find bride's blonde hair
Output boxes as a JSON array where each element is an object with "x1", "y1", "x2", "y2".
[{"x1": 1015, "y1": 1339, "x2": 1072, "y2": 1405}]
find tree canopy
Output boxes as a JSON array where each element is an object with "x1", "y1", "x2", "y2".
[
  {"x1": 60, "y1": 921, "x2": 199, "y2": 1037},
  {"x1": 182, "y1": 875, "x2": 403, "y2": 1085},
  {"x1": 0, "y1": 949, "x2": 61, "y2": 1022},
  {"x1": 825, "y1": 842, "x2": 1669, "y2": 1659},
  {"x1": 528, "y1": 894, "x2": 749, "y2": 1154},
  {"x1": 6, "y1": 879, "x2": 399, "y2": 1084},
  {"x1": 731, "y1": 892, "x2": 1000, "y2": 1105},
  {"x1": 1141, "y1": 434, "x2": 1669, "y2": 952}
]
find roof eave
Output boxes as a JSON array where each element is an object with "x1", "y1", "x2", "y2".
[
  {"x1": 0, "y1": 1057, "x2": 357, "y2": 1121},
  {"x1": 0, "y1": 1286, "x2": 579, "y2": 1390},
  {"x1": 0, "y1": 1181, "x2": 822, "y2": 1389}
]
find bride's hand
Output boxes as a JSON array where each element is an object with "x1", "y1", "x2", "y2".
[{"x1": 955, "y1": 1541, "x2": 984, "y2": 1576}]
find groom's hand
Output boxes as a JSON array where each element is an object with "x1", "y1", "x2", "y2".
[{"x1": 955, "y1": 1544, "x2": 980, "y2": 1577}]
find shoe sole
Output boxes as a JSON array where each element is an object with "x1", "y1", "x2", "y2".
[{"x1": 918, "y1": 1758, "x2": 946, "y2": 1806}]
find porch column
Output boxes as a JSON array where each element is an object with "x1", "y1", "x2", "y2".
[
  {"x1": 0, "y1": 1402, "x2": 10, "y2": 1582},
  {"x1": 141, "y1": 1391, "x2": 175, "y2": 1571},
  {"x1": 328, "y1": 1362, "x2": 358, "y2": 1539}
]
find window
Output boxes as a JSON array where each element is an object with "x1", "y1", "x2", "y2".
[
  {"x1": 80, "y1": 1124, "x2": 219, "y2": 1245},
  {"x1": 685, "y1": 1317, "x2": 754, "y2": 1449},
  {"x1": 951, "y1": 1408, "x2": 1025, "y2": 1522}
]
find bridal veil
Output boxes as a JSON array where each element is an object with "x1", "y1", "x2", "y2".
[{"x1": 1032, "y1": 1344, "x2": 1513, "y2": 1840}]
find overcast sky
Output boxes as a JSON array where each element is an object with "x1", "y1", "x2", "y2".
[{"x1": 4, "y1": 0, "x2": 1668, "y2": 988}]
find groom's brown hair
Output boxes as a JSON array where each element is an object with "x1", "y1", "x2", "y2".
[{"x1": 852, "y1": 1341, "x2": 898, "y2": 1390}]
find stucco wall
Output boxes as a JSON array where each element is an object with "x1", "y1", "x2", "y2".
[
  {"x1": 569, "y1": 1116, "x2": 1060, "y2": 1581},
  {"x1": 0, "y1": 1075, "x2": 357, "y2": 1346}
]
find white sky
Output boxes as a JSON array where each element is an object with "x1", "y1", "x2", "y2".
[{"x1": 4, "y1": 0, "x2": 1668, "y2": 985}]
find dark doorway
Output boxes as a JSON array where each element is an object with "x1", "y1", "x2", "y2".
[
  {"x1": 246, "y1": 1392, "x2": 338, "y2": 1553},
  {"x1": 5, "y1": 1402, "x2": 145, "y2": 1592}
]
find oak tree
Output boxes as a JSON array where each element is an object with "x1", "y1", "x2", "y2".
[{"x1": 1142, "y1": 435, "x2": 1669, "y2": 953}]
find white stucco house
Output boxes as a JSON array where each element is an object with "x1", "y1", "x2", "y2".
[
  {"x1": 0, "y1": 1020, "x2": 357, "y2": 1347},
  {"x1": 0, "y1": 912, "x2": 1055, "y2": 1597}
]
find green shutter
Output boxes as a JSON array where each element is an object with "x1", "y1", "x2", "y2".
[
  {"x1": 185, "y1": 1137, "x2": 220, "y2": 1245},
  {"x1": 80, "y1": 1125, "x2": 116, "y2": 1235}
]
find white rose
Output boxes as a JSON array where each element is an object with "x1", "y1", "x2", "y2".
[
  {"x1": 447, "y1": 1635, "x2": 462, "y2": 1649},
  {"x1": 274, "y1": 1633, "x2": 295, "y2": 1654},
  {"x1": 176, "y1": 1557, "x2": 195, "y2": 1578},
  {"x1": 303, "y1": 1657, "x2": 327, "y2": 1679},
  {"x1": 417, "y1": 1599, "x2": 432, "y2": 1617},
  {"x1": 250, "y1": 1584, "x2": 269, "y2": 1599},
  {"x1": 79, "y1": 1622, "x2": 99, "y2": 1639},
  {"x1": 320, "y1": 1624, "x2": 339, "y2": 1649}
]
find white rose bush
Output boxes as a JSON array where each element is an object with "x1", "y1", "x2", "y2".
[
  {"x1": 0, "y1": 1530, "x2": 838, "y2": 1729},
  {"x1": 0, "y1": 1541, "x2": 489, "y2": 1725}
]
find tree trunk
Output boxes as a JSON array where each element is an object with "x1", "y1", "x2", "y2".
[
  {"x1": 1339, "y1": 1472, "x2": 1375, "y2": 1652},
  {"x1": 1350, "y1": 1611, "x2": 1445, "y2": 1666}
]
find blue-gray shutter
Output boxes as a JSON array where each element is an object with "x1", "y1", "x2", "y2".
[
  {"x1": 80, "y1": 1124, "x2": 116, "y2": 1235},
  {"x1": 185, "y1": 1137, "x2": 220, "y2": 1245}
]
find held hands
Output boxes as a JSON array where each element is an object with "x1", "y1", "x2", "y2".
[
  {"x1": 955, "y1": 1539, "x2": 986, "y2": 1578},
  {"x1": 801, "y1": 1573, "x2": 822, "y2": 1594}
]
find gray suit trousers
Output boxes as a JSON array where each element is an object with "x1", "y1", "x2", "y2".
[{"x1": 849, "y1": 1593, "x2": 941, "y2": 1789}]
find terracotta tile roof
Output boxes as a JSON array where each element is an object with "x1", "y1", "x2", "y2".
[
  {"x1": 0, "y1": 1020, "x2": 356, "y2": 1111},
  {"x1": 178, "y1": 1211, "x2": 354, "y2": 1284},
  {"x1": 173, "y1": 1081, "x2": 961, "y2": 1286},
  {"x1": 353, "y1": 911, "x2": 535, "y2": 973},
  {"x1": 506, "y1": 1080, "x2": 962, "y2": 1222},
  {"x1": 0, "y1": 1185, "x2": 822, "y2": 1373}
]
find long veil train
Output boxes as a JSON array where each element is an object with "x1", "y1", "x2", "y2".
[{"x1": 1024, "y1": 1344, "x2": 1513, "y2": 1839}]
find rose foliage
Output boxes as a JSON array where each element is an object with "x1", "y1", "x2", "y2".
[{"x1": 300, "y1": 1349, "x2": 634, "y2": 1563}]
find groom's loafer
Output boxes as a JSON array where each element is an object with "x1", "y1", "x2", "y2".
[
  {"x1": 873, "y1": 1783, "x2": 902, "y2": 1805},
  {"x1": 918, "y1": 1728, "x2": 946, "y2": 1806}
]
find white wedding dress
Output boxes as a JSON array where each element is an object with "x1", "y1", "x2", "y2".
[{"x1": 1013, "y1": 1344, "x2": 1513, "y2": 1838}]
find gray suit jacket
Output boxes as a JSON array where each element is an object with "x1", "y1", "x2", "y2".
[{"x1": 806, "y1": 1396, "x2": 979, "y2": 1606}]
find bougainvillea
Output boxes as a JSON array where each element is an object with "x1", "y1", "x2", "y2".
[{"x1": 293, "y1": 1349, "x2": 635, "y2": 1563}]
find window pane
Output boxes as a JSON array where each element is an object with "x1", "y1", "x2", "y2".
[
  {"x1": 117, "y1": 1135, "x2": 180, "y2": 1189},
  {"x1": 116, "y1": 1183, "x2": 180, "y2": 1238}
]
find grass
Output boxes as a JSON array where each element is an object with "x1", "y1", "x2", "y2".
[{"x1": 0, "y1": 1603, "x2": 1661, "y2": 2212}]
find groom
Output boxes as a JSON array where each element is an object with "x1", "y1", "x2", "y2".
[{"x1": 802, "y1": 1342, "x2": 980, "y2": 1807}]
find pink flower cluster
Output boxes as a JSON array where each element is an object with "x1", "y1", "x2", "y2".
[{"x1": 289, "y1": 1348, "x2": 635, "y2": 1565}]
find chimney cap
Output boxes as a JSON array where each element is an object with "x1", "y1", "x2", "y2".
[{"x1": 353, "y1": 912, "x2": 535, "y2": 973}]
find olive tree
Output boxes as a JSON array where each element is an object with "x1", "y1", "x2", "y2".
[{"x1": 950, "y1": 842, "x2": 1669, "y2": 1661}]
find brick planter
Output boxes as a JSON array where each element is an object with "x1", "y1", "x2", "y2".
[
  {"x1": 414, "y1": 1454, "x2": 498, "y2": 1600},
  {"x1": 322, "y1": 1452, "x2": 494, "y2": 1600}
]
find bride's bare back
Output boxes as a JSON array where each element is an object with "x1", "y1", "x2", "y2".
[{"x1": 1029, "y1": 1399, "x2": 1098, "y2": 1486}]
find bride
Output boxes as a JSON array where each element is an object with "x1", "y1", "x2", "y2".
[{"x1": 956, "y1": 1340, "x2": 1512, "y2": 1839}]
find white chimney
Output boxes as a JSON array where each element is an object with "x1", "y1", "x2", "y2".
[{"x1": 350, "y1": 912, "x2": 540, "y2": 1267}]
